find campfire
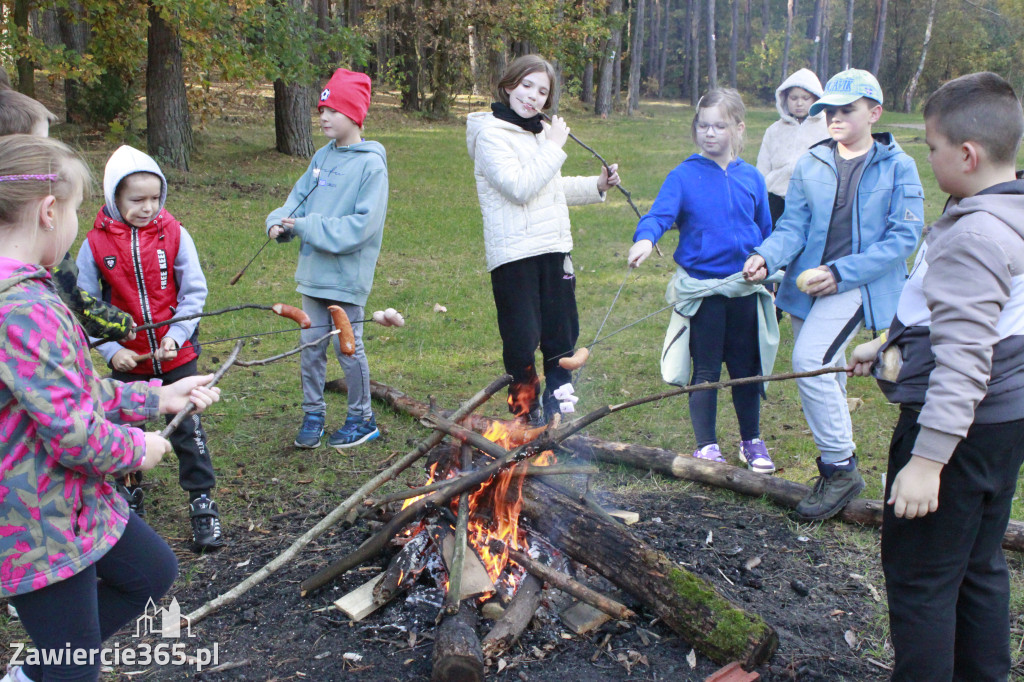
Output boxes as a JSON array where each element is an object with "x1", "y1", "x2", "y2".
[{"x1": 288, "y1": 375, "x2": 778, "y2": 681}]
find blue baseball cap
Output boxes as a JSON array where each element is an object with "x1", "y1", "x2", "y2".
[{"x1": 809, "y1": 69, "x2": 884, "y2": 116}]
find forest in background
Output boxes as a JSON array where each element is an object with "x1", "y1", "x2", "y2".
[{"x1": 1, "y1": 0, "x2": 1022, "y2": 170}]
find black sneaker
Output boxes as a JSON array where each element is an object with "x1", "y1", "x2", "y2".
[
  {"x1": 114, "y1": 476, "x2": 145, "y2": 517},
  {"x1": 794, "y1": 459, "x2": 865, "y2": 521},
  {"x1": 189, "y1": 495, "x2": 224, "y2": 553}
]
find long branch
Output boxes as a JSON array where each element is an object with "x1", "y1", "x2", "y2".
[
  {"x1": 159, "y1": 341, "x2": 242, "y2": 438},
  {"x1": 234, "y1": 330, "x2": 339, "y2": 367},
  {"x1": 188, "y1": 374, "x2": 512, "y2": 622}
]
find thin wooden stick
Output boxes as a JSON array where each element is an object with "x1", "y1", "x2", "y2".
[
  {"x1": 494, "y1": 540, "x2": 635, "y2": 621},
  {"x1": 444, "y1": 444, "x2": 473, "y2": 616},
  {"x1": 186, "y1": 374, "x2": 512, "y2": 623},
  {"x1": 234, "y1": 330, "x2": 339, "y2": 366},
  {"x1": 159, "y1": 341, "x2": 242, "y2": 438}
]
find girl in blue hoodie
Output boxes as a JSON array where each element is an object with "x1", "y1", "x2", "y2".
[{"x1": 628, "y1": 89, "x2": 776, "y2": 473}]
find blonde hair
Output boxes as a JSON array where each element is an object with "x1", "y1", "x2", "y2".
[
  {"x1": 0, "y1": 135, "x2": 91, "y2": 227},
  {"x1": 0, "y1": 90, "x2": 57, "y2": 136},
  {"x1": 495, "y1": 55, "x2": 558, "y2": 111},
  {"x1": 691, "y1": 88, "x2": 747, "y2": 158}
]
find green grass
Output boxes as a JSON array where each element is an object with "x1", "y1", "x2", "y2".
[{"x1": 18, "y1": 91, "x2": 1024, "y2": 673}]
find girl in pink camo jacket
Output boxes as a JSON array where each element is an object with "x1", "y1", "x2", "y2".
[{"x1": 0, "y1": 136, "x2": 220, "y2": 682}]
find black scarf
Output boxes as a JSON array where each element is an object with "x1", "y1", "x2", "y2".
[{"x1": 491, "y1": 102, "x2": 544, "y2": 133}]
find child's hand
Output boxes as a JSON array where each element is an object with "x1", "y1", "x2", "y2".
[
  {"x1": 627, "y1": 240, "x2": 654, "y2": 268},
  {"x1": 124, "y1": 324, "x2": 137, "y2": 342},
  {"x1": 544, "y1": 115, "x2": 569, "y2": 148},
  {"x1": 597, "y1": 163, "x2": 620, "y2": 192},
  {"x1": 742, "y1": 254, "x2": 767, "y2": 282},
  {"x1": 888, "y1": 455, "x2": 943, "y2": 519},
  {"x1": 803, "y1": 266, "x2": 837, "y2": 296},
  {"x1": 155, "y1": 337, "x2": 178, "y2": 361},
  {"x1": 139, "y1": 431, "x2": 172, "y2": 471},
  {"x1": 112, "y1": 349, "x2": 138, "y2": 372},
  {"x1": 158, "y1": 374, "x2": 222, "y2": 415},
  {"x1": 269, "y1": 224, "x2": 285, "y2": 239},
  {"x1": 848, "y1": 337, "x2": 885, "y2": 376}
]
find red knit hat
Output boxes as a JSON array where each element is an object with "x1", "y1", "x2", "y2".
[{"x1": 318, "y1": 69, "x2": 372, "y2": 127}]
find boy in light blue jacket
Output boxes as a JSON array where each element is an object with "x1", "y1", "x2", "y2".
[
  {"x1": 743, "y1": 69, "x2": 924, "y2": 520},
  {"x1": 267, "y1": 68, "x2": 388, "y2": 452}
]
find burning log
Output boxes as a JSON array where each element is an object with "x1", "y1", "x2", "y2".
[
  {"x1": 425, "y1": 525, "x2": 495, "y2": 601},
  {"x1": 491, "y1": 539, "x2": 634, "y2": 621},
  {"x1": 480, "y1": 573, "x2": 543, "y2": 658},
  {"x1": 519, "y1": 478, "x2": 778, "y2": 668},
  {"x1": 373, "y1": 531, "x2": 431, "y2": 606},
  {"x1": 431, "y1": 602, "x2": 484, "y2": 682}
]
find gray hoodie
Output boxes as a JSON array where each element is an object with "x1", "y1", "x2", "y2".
[
  {"x1": 877, "y1": 179, "x2": 1024, "y2": 464},
  {"x1": 755, "y1": 68, "x2": 829, "y2": 197}
]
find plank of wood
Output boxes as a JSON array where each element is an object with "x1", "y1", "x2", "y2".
[
  {"x1": 333, "y1": 574, "x2": 386, "y2": 622},
  {"x1": 441, "y1": 534, "x2": 495, "y2": 600},
  {"x1": 607, "y1": 509, "x2": 640, "y2": 525},
  {"x1": 561, "y1": 601, "x2": 612, "y2": 634}
]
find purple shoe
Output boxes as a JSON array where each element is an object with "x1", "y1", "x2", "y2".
[
  {"x1": 739, "y1": 438, "x2": 776, "y2": 474},
  {"x1": 693, "y1": 443, "x2": 726, "y2": 462}
]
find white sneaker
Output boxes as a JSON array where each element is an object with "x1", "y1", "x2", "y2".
[{"x1": 3, "y1": 666, "x2": 35, "y2": 682}]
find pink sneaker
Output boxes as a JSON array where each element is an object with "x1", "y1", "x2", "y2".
[
  {"x1": 693, "y1": 443, "x2": 726, "y2": 462},
  {"x1": 739, "y1": 438, "x2": 776, "y2": 474}
]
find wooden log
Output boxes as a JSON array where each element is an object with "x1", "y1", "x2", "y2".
[
  {"x1": 431, "y1": 602, "x2": 484, "y2": 682},
  {"x1": 344, "y1": 378, "x2": 1024, "y2": 553},
  {"x1": 495, "y1": 541, "x2": 634, "y2": 620},
  {"x1": 444, "y1": 445, "x2": 473, "y2": 615},
  {"x1": 373, "y1": 531, "x2": 430, "y2": 606},
  {"x1": 519, "y1": 478, "x2": 778, "y2": 668},
  {"x1": 481, "y1": 573, "x2": 543, "y2": 659}
]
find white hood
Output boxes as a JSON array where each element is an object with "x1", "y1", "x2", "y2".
[
  {"x1": 775, "y1": 68, "x2": 825, "y2": 124},
  {"x1": 102, "y1": 145, "x2": 167, "y2": 223}
]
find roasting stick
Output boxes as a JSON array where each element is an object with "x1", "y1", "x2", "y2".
[
  {"x1": 158, "y1": 340, "x2": 243, "y2": 438},
  {"x1": 187, "y1": 374, "x2": 512, "y2": 622}
]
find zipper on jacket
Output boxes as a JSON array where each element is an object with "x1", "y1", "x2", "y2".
[{"x1": 131, "y1": 227, "x2": 160, "y2": 373}]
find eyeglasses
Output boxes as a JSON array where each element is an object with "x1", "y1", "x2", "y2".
[{"x1": 696, "y1": 122, "x2": 731, "y2": 132}]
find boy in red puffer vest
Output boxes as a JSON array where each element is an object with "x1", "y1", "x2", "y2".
[{"x1": 76, "y1": 144, "x2": 223, "y2": 553}]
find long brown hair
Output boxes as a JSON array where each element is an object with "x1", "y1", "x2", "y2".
[{"x1": 495, "y1": 55, "x2": 557, "y2": 111}]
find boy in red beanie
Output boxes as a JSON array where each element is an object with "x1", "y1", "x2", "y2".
[{"x1": 266, "y1": 68, "x2": 389, "y2": 451}]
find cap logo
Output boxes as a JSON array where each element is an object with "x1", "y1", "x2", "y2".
[
  {"x1": 320, "y1": 88, "x2": 330, "y2": 102},
  {"x1": 829, "y1": 78, "x2": 854, "y2": 93}
]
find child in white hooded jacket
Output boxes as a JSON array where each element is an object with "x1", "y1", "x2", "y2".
[{"x1": 756, "y1": 68, "x2": 829, "y2": 228}]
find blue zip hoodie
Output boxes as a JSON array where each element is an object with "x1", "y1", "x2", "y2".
[
  {"x1": 634, "y1": 154, "x2": 772, "y2": 279},
  {"x1": 754, "y1": 133, "x2": 924, "y2": 330},
  {"x1": 266, "y1": 140, "x2": 388, "y2": 306}
]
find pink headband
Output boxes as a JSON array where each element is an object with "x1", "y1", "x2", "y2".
[{"x1": 0, "y1": 173, "x2": 58, "y2": 182}]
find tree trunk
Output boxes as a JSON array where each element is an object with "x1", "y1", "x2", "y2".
[
  {"x1": 841, "y1": 0, "x2": 854, "y2": 69},
  {"x1": 582, "y1": 41, "x2": 595, "y2": 103},
  {"x1": 705, "y1": 0, "x2": 717, "y2": 90},
  {"x1": 273, "y1": 81, "x2": 314, "y2": 157},
  {"x1": 595, "y1": 0, "x2": 623, "y2": 116},
  {"x1": 657, "y1": 0, "x2": 671, "y2": 95},
  {"x1": 729, "y1": 0, "x2": 738, "y2": 87},
  {"x1": 818, "y1": 0, "x2": 831, "y2": 79},
  {"x1": 869, "y1": 0, "x2": 888, "y2": 75},
  {"x1": 761, "y1": 0, "x2": 771, "y2": 38},
  {"x1": 902, "y1": 0, "x2": 937, "y2": 113},
  {"x1": 146, "y1": 0, "x2": 193, "y2": 171},
  {"x1": 13, "y1": 0, "x2": 34, "y2": 97},
  {"x1": 520, "y1": 478, "x2": 779, "y2": 668},
  {"x1": 744, "y1": 0, "x2": 752, "y2": 50},
  {"x1": 781, "y1": 0, "x2": 795, "y2": 80},
  {"x1": 627, "y1": 0, "x2": 646, "y2": 114},
  {"x1": 809, "y1": 0, "x2": 824, "y2": 77},
  {"x1": 689, "y1": 0, "x2": 700, "y2": 103},
  {"x1": 55, "y1": 0, "x2": 89, "y2": 123}
]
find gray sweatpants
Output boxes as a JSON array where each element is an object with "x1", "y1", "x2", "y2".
[
  {"x1": 790, "y1": 288, "x2": 863, "y2": 464},
  {"x1": 300, "y1": 295, "x2": 372, "y2": 420}
]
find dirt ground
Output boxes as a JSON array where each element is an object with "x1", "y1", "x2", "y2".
[{"x1": 72, "y1": 481, "x2": 903, "y2": 682}]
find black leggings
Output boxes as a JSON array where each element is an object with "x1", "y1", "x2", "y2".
[
  {"x1": 688, "y1": 294, "x2": 762, "y2": 447},
  {"x1": 10, "y1": 512, "x2": 178, "y2": 681}
]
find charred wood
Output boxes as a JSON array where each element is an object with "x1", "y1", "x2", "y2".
[
  {"x1": 481, "y1": 573, "x2": 543, "y2": 659},
  {"x1": 373, "y1": 530, "x2": 430, "y2": 606},
  {"x1": 431, "y1": 602, "x2": 484, "y2": 682}
]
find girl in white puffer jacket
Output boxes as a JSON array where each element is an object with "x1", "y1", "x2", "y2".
[{"x1": 466, "y1": 54, "x2": 620, "y2": 425}]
